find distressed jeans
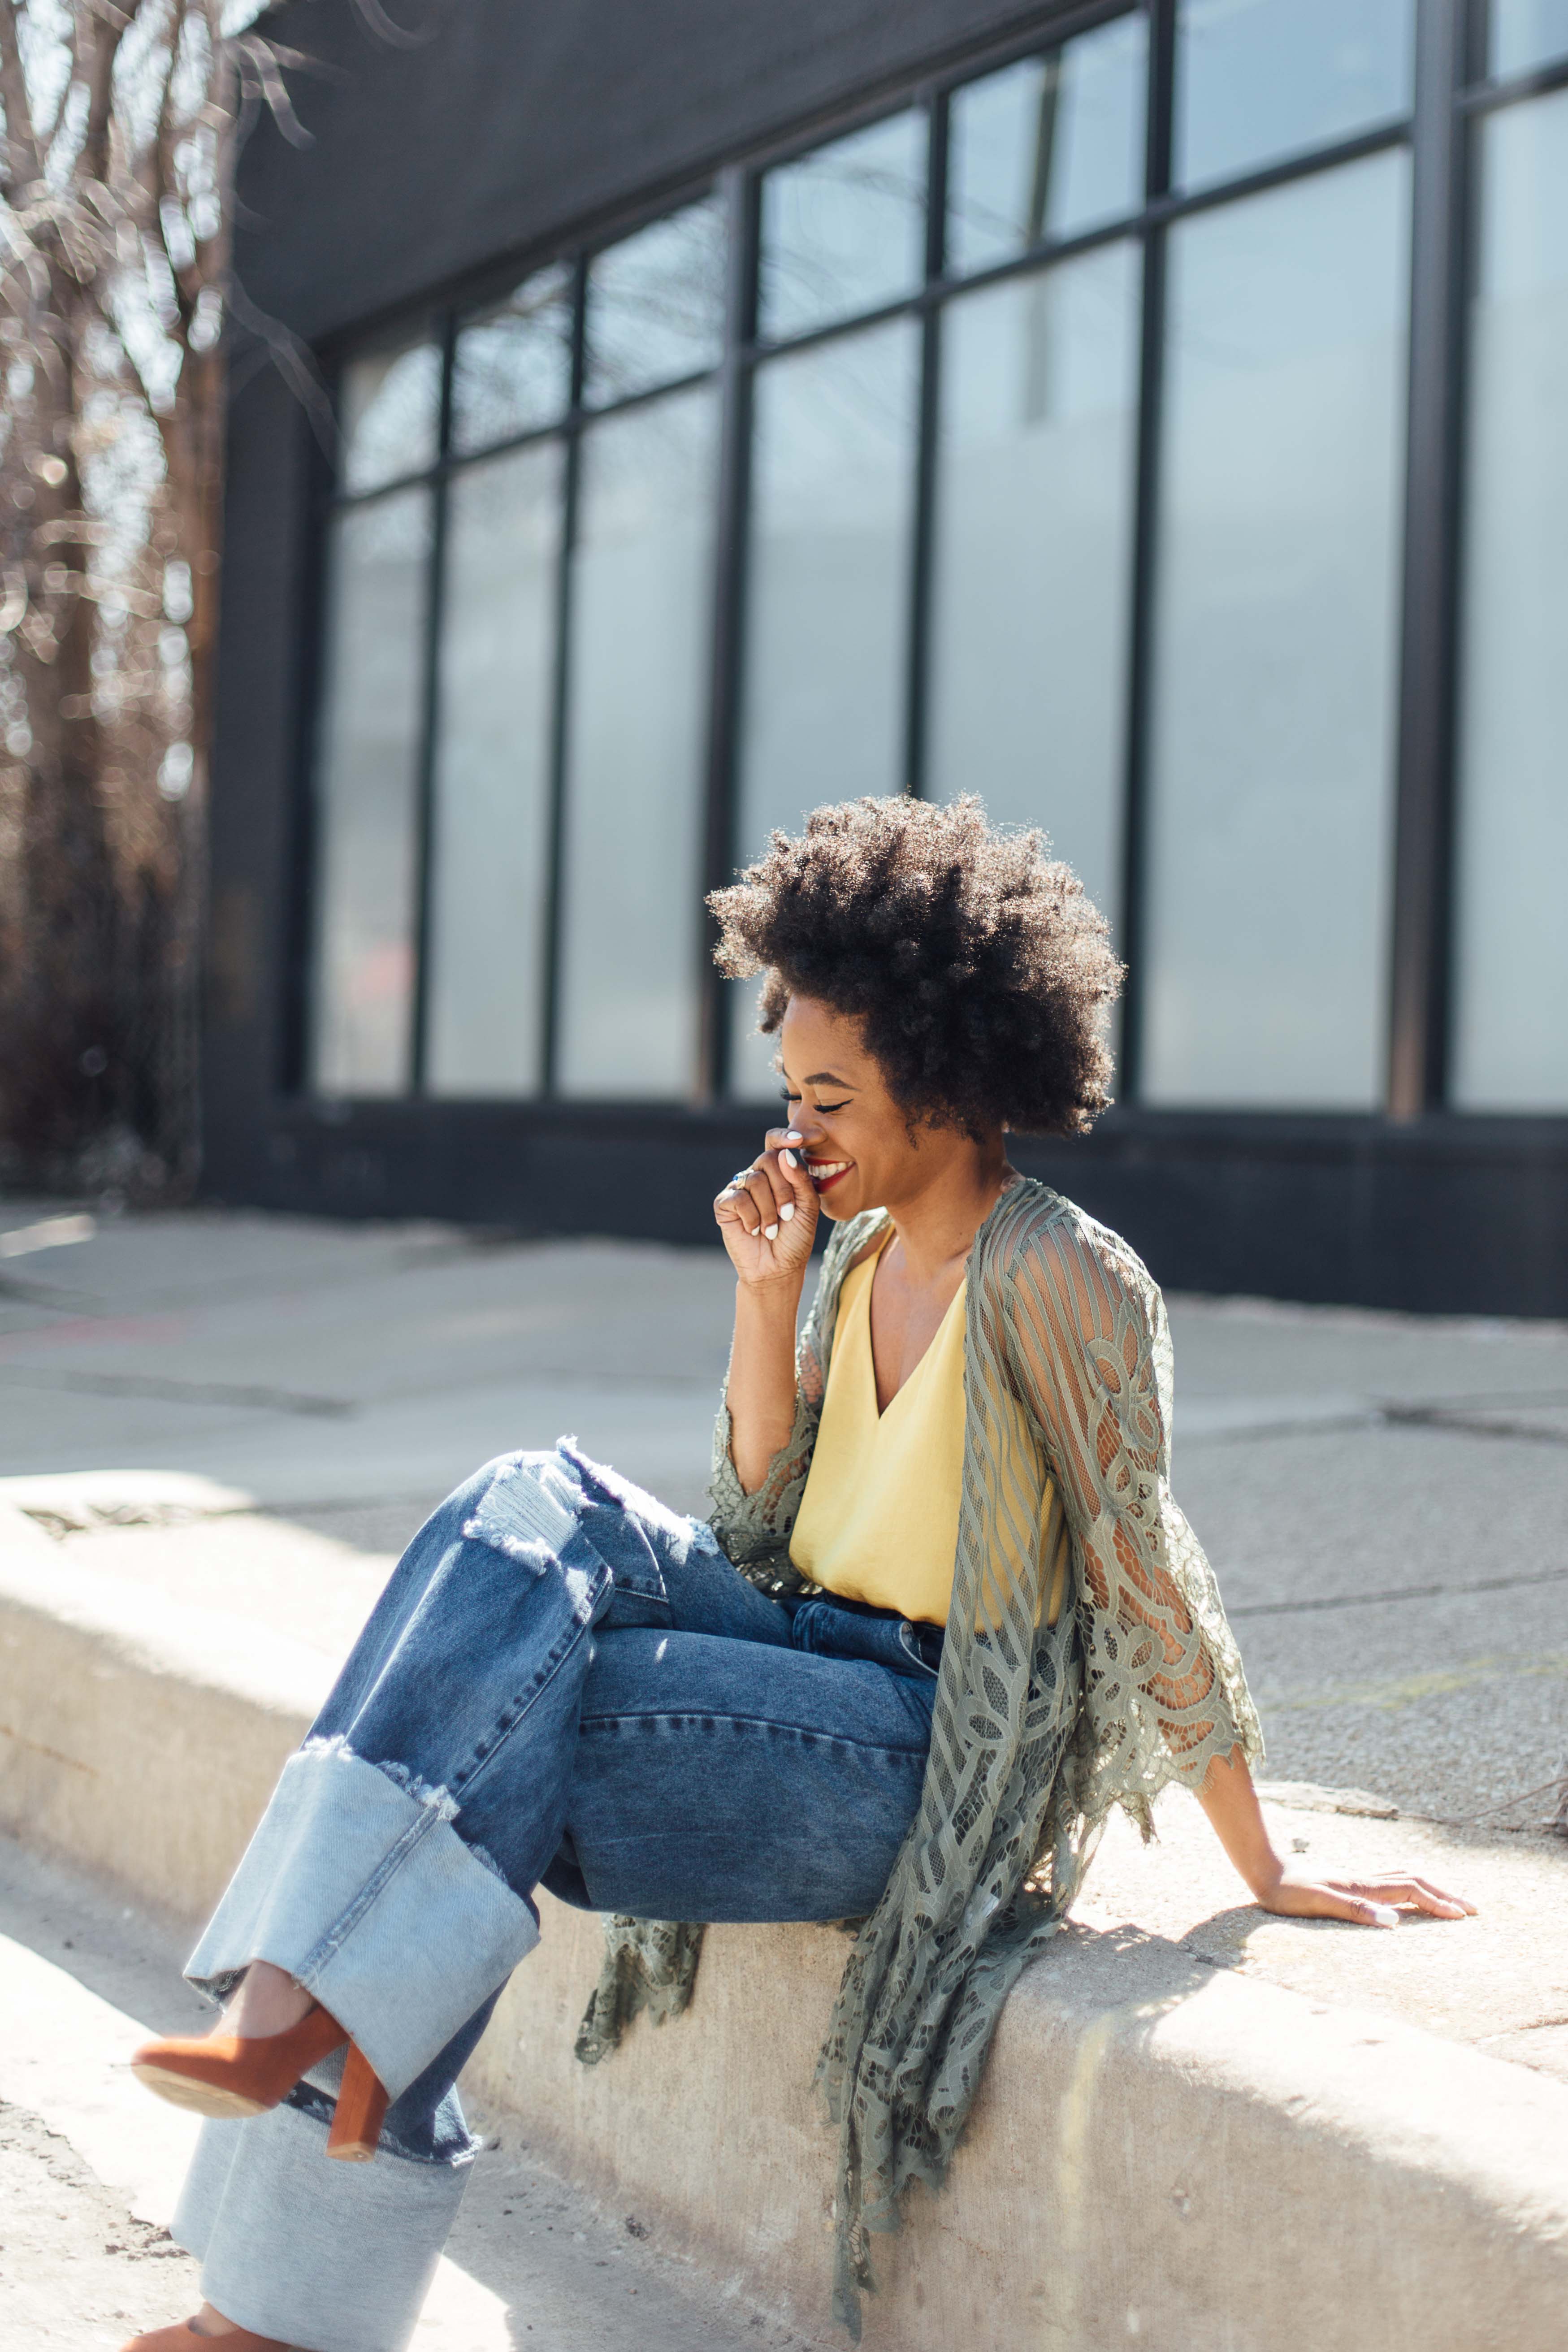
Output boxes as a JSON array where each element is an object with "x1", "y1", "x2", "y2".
[{"x1": 172, "y1": 1442, "x2": 940, "y2": 2352}]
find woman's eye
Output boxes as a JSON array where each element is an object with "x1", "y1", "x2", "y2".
[{"x1": 814, "y1": 1100, "x2": 849, "y2": 1115}]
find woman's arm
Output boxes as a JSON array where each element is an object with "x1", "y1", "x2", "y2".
[
  {"x1": 715, "y1": 1130, "x2": 819, "y2": 1494},
  {"x1": 1197, "y1": 1745, "x2": 1475, "y2": 1926},
  {"x1": 1002, "y1": 1216, "x2": 1473, "y2": 1928}
]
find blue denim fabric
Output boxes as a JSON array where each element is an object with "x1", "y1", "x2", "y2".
[
  {"x1": 311, "y1": 1441, "x2": 938, "y2": 1932},
  {"x1": 177, "y1": 1442, "x2": 940, "y2": 2352}
]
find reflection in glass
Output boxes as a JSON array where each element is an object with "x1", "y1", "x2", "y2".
[
  {"x1": 451, "y1": 266, "x2": 573, "y2": 455},
  {"x1": 310, "y1": 491, "x2": 431, "y2": 1092},
  {"x1": 1174, "y1": 0, "x2": 1413, "y2": 191},
  {"x1": 1453, "y1": 93, "x2": 1568, "y2": 1108},
  {"x1": 759, "y1": 113, "x2": 925, "y2": 342},
  {"x1": 928, "y1": 243, "x2": 1139, "y2": 936},
  {"x1": 339, "y1": 336, "x2": 442, "y2": 494},
  {"x1": 584, "y1": 199, "x2": 727, "y2": 406},
  {"x1": 1492, "y1": 0, "x2": 1568, "y2": 74},
  {"x1": 1143, "y1": 154, "x2": 1410, "y2": 1108},
  {"x1": 947, "y1": 16, "x2": 1147, "y2": 275},
  {"x1": 425, "y1": 443, "x2": 562, "y2": 1096},
  {"x1": 728, "y1": 321, "x2": 918, "y2": 1094},
  {"x1": 556, "y1": 387, "x2": 719, "y2": 1096}
]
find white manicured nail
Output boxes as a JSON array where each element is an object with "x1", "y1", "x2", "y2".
[
  {"x1": 780, "y1": 1202, "x2": 795, "y2": 1221},
  {"x1": 764, "y1": 1222, "x2": 779, "y2": 1240},
  {"x1": 781, "y1": 1149, "x2": 798, "y2": 1167},
  {"x1": 1367, "y1": 1903, "x2": 1398, "y2": 1928}
]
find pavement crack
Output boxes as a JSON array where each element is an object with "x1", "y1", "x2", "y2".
[
  {"x1": 1230, "y1": 1563, "x2": 1568, "y2": 1618},
  {"x1": 0, "y1": 1366, "x2": 354, "y2": 1417},
  {"x1": 1380, "y1": 1402, "x2": 1568, "y2": 1447}
]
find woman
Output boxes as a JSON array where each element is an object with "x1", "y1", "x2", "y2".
[{"x1": 122, "y1": 798, "x2": 1472, "y2": 2352}]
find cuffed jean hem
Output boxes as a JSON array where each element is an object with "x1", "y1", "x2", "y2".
[
  {"x1": 184, "y1": 1741, "x2": 538, "y2": 2103},
  {"x1": 174, "y1": 2103, "x2": 468, "y2": 2352}
]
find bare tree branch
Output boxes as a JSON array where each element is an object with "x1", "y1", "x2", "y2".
[
  {"x1": 349, "y1": 0, "x2": 435, "y2": 52},
  {"x1": 0, "y1": 0, "x2": 41, "y2": 195},
  {"x1": 81, "y1": 0, "x2": 143, "y2": 184},
  {"x1": 234, "y1": 32, "x2": 313, "y2": 147}
]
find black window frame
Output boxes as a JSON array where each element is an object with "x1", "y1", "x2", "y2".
[{"x1": 294, "y1": 0, "x2": 1562, "y2": 1128}]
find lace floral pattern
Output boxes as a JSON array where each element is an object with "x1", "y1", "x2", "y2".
[{"x1": 581, "y1": 1182, "x2": 1262, "y2": 2335}]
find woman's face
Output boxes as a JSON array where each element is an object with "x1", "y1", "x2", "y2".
[{"x1": 775, "y1": 994, "x2": 964, "y2": 1222}]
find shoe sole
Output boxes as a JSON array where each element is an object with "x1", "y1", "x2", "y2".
[{"x1": 130, "y1": 2062, "x2": 270, "y2": 2121}]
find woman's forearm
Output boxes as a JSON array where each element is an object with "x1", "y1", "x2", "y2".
[
  {"x1": 727, "y1": 1278, "x2": 804, "y2": 1493},
  {"x1": 1196, "y1": 1743, "x2": 1285, "y2": 1899}
]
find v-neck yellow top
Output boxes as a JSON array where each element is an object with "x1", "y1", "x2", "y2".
[{"x1": 788, "y1": 1234, "x2": 966, "y2": 1626}]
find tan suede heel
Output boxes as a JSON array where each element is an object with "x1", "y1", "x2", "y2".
[
  {"x1": 325, "y1": 2038, "x2": 390, "y2": 2160},
  {"x1": 130, "y1": 2002, "x2": 347, "y2": 2123}
]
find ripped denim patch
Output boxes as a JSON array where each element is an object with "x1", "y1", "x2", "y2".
[{"x1": 461, "y1": 1449, "x2": 580, "y2": 1572}]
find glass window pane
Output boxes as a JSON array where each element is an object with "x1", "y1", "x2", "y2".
[
  {"x1": 1174, "y1": 0, "x2": 1413, "y2": 191},
  {"x1": 728, "y1": 320, "x2": 919, "y2": 1094},
  {"x1": 340, "y1": 336, "x2": 442, "y2": 494},
  {"x1": 947, "y1": 16, "x2": 1148, "y2": 275},
  {"x1": 451, "y1": 265, "x2": 572, "y2": 455},
  {"x1": 556, "y1": 386, "x2": 719, "y2": 1096},
  {"x1": 759, "y1": 113, "x2": 926, "y2": 342},
  {"x1": 584, "y1": 199, "x2": 727, "y2": 406},
  {"x1": 310, "y1": 490, "x2": 431, "y2": 1093},
  {"x1": 1142, "y1": 154, "x2": 1410, "y2": 1109},
  {"x1": 1453, "y1": 93, "x2": 1568, "y2": 1109},
  {"x1": 928, "y1": 243, "x2": 1140, "y2": 940},
  {"x1": 425, "y1": 443, "x2": 563, "y2": 1096},
  {"x1": 1492, "y1": 0, "x2": 1568, "y2": 75}
]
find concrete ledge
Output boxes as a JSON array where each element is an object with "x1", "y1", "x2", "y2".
[
  {"x1": 0, "y1": 1505, "x2": 327, "y2": 1918},
  {"x1": 3, "y1": 1507, "x2": 1567, "y2": 2351}
]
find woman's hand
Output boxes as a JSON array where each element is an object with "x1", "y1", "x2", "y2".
[
  {"x1": 1250, "y1": 1867, "x2": 1475, "y2": 1928},
  {"x1": 715, "y1": 1127, "x2": 819, "y2": 1290},
  {"x1": 1196, "y1": 1746, "x2": 1475, "y2": 1928}
]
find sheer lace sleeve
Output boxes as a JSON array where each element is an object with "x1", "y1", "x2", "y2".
[
  {"x1": 707, "y1": 1209, "x2": 888, "y2": 1582},
  {"x1": 997, "y1": 1208, "x2": 1262, "y2": 1803}
]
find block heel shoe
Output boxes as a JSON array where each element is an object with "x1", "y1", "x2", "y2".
[{"x1": 131, "y1": 2002, "x2": 390, "y2": 2157}]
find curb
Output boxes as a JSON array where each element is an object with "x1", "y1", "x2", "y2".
[{"x1": 2, "y1": 1509, "x2": 1566, "y2": 2351}]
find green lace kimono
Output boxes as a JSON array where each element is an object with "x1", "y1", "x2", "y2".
[{"x1": 577, "y1": 1176, "x2": 1262, "y2": 2333}]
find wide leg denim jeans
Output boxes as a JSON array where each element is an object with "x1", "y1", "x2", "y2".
[{"x1": 172, "y1": 1442, "x2": 940, "y2": 2352}]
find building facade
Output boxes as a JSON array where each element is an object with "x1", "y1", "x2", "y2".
[{"x1": 204, "y1": 0, "x2": 1568, "y2": 1312}]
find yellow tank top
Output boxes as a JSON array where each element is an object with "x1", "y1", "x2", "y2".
[
  {"x1": 788, "y1": 1234, "x2": 966, "y2": 1625},
  {"x1": 788, "y1": 1229, "x2": 1070, "y2": 1631}
]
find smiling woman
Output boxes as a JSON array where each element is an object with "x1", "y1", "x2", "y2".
[{"x1": 121, "y1": 795, "x2": 1473, "y2": 2352}]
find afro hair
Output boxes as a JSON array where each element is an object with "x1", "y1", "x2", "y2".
[{"x1": 709, "y1": 796, "x2": 1122, "y2": 1138}]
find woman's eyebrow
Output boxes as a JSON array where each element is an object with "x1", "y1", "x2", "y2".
[{"x1": 801, "y1": 1070, "x2": 855, "y2": 1088}]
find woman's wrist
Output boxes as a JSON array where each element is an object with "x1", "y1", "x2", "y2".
[
  {"x1": 1239, "y1": 1842, "x2": 1287, "y2": 1902},
  {"x1": 732, "y1": 1273, "x2": 806, "y2": 1321}
]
